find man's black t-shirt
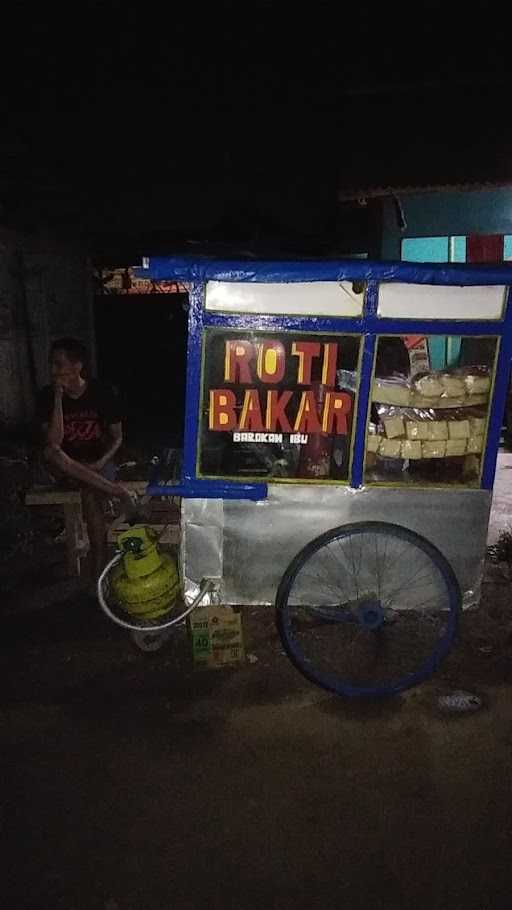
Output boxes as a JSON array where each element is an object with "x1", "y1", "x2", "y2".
[{"x1": 36, "y1": 380, "x2": 122, "y2": 463}]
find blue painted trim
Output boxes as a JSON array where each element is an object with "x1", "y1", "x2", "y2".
[
  {"x1": 135, "y1": 256, "x2": 512, "y2": 286},
  {"x1": 364, "y1": 279, "x2": 379, "y2": 318},
  {"x1": 146, "y1": 480, "x2": 267, "y2": 500},
  {"x1": 176, "y1": 283, "x2": 270, "y2": 501},
  {"x1": 351, "y1": 334, "x2": 376, "y2": 488},
  {"x1": 182, "y1": 283, "x2": 205, "y2": 483},
  {"x1": 482, "y1": 288, "x2": 512, "y2": 489},
  {"x1": 351, "y1": 282, "x2": 379, "y2": 487},
  {"x1": 364, "y1": 317, "x2": 505, "y2": 336},
  {"x1": 188, "y1": 301, "x2": 506, "y2": 497},
  {"x1": 149, "y1": 266, "x2": 512, "y2": 499},
  {"x1": 201, "y1": 311, "x2": 368, "y2": 332},
  {"x1": 203, "y1": 310, "x2": 507, "y2": 337}
]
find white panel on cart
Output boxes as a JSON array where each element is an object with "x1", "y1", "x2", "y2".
[
  {"x1": 378, "y1": 283, "x2": 506, "y2": 320},
  {"x1": 205, "y1": 281, "x2": 364, "y2": 316}
]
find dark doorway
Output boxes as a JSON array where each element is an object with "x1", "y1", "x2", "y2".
[{"x1": 93, "y1": 293, "x2": 188, "y2": 457}]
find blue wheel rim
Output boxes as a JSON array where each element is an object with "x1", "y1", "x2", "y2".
[{"x1": 275, "y1": 521, "x2": 461, "y2": 699}]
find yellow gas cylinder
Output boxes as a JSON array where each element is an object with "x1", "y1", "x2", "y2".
[{"x1": 110, "y1": 525, "x2": 180, "y2": 620}]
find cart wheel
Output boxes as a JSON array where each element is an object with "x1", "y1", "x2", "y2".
[{"x1": 275, "y1": 521, "x2": 461, "y2": 698}]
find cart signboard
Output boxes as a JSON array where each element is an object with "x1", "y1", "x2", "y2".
[{"x1": 198, "y1": 329, "x2": 362, "y2": 481}]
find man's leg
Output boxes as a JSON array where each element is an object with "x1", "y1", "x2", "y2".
[
  {"x1": 81, "y1": 488, "x2": 108, "y2": 584},
  {"x1": 44, "y1": 447, "x2": 136, "y2": 586}
]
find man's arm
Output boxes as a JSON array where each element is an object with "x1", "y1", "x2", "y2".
[
  {"x1": 43, "y1": 418, "x2": 129, "y2": 501},
  {"x1": 44, "y1": 444, "x2": 134, "y2": 502},
  {"x1": 88, "y1": 422, "x2": 123, "y2": 472},
  {"x1": 44, "y1": 444, "x2": 129, "y2": 497},
  {"x1": 47, "y1": 386, "x2": 64, "y2": 446}
]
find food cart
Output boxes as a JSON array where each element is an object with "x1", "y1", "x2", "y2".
[{"x1": 99, "y1": 257, "x2": 512, "y2": 697}]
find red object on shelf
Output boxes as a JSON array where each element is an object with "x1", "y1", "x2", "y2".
[
  {"x1": 298, "y1": 382, "x2": 333, "y2": 479},
  {"x1": 467, "y1": 234, "x2": 504, "y2": 264},
  {"x1": 403, "y1": 335, "x2": 425, "y2": 350}
]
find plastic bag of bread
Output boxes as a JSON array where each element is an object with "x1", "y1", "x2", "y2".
[{"x1": 372, "y1": 376, "x2": 411, "y2": 406}]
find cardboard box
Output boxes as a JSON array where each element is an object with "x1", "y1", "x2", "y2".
[{"x1": 190, "y1": 605, "x2": 245, "y2": 668}]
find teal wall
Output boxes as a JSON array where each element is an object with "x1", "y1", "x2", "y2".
[
  {"x1": 401, "y1": 236, "x2": 467, "y2": 262},
  {"x1": 381, "y1": 187, "x2": 512, "y2": 260}
]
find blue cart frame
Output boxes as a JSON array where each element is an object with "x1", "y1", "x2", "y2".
[{"x1": 138, "y1": 257, "x2": 512, "y2": 499}]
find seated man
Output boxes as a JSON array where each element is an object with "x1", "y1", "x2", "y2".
[{"x1": 36, "y1": 338, "x2": 133, "y2": 585}]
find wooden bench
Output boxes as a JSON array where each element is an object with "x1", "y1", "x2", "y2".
[
  {"x1": 25, "y1": 482, "x2": 180, "y2": 576},
  {"x1": 25, "y1": 489, "x2": 87, "y2": 576},
  {"x1": 107, "y1": 487, "x2": 181, "y2": 546}
]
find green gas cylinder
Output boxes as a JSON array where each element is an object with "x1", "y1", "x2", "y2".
[{"x1": 110, "y1": 525, "x2": 180, "y2": 620}]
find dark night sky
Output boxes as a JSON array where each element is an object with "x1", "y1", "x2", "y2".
[{"x1": 2, "y1": 3, "x2": 512, "y2": 250}]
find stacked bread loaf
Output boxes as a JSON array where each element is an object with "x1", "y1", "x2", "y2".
[{"x1": 368, "y1": 370, "x2": 490, "y2": 463}]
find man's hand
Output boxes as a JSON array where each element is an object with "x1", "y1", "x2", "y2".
[
  {"x1": 114, "y1": 484, "x2": 139, "y2": 515},
  {"x1": 88, "y1": 458, "x2": 107, "y2": 473}
]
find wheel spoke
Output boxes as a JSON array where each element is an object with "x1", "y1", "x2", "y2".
[
  {"x1": 328, "y1": 538, "x2": 359, "y2": 601},
  {"x1": 375, "y1": 538, "x2": 417, "y2": 587},
  {"x1": 295, "y1": 568, "x2": 345, "y2": 604},
  {"x1": 382, "y1": 564, "x2": 439, "y2": 608},
  {"x1": 373, "y1": 534, "x2": 382, "y2": 600},
  {"x1": 347, "y1": 534, "x2": 361, "y2": 600}
]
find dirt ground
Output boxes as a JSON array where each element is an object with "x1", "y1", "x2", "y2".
[
  {"x1": 2, "y1": 558, "x2": 512, "y2": 910},
  {"x1": 2, "y1": 454, "x2": 512, "y2": 909}
]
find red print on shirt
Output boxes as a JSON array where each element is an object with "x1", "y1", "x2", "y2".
[{"x1": 64, "y1": 410, "x2": 102, "y2": 443}]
